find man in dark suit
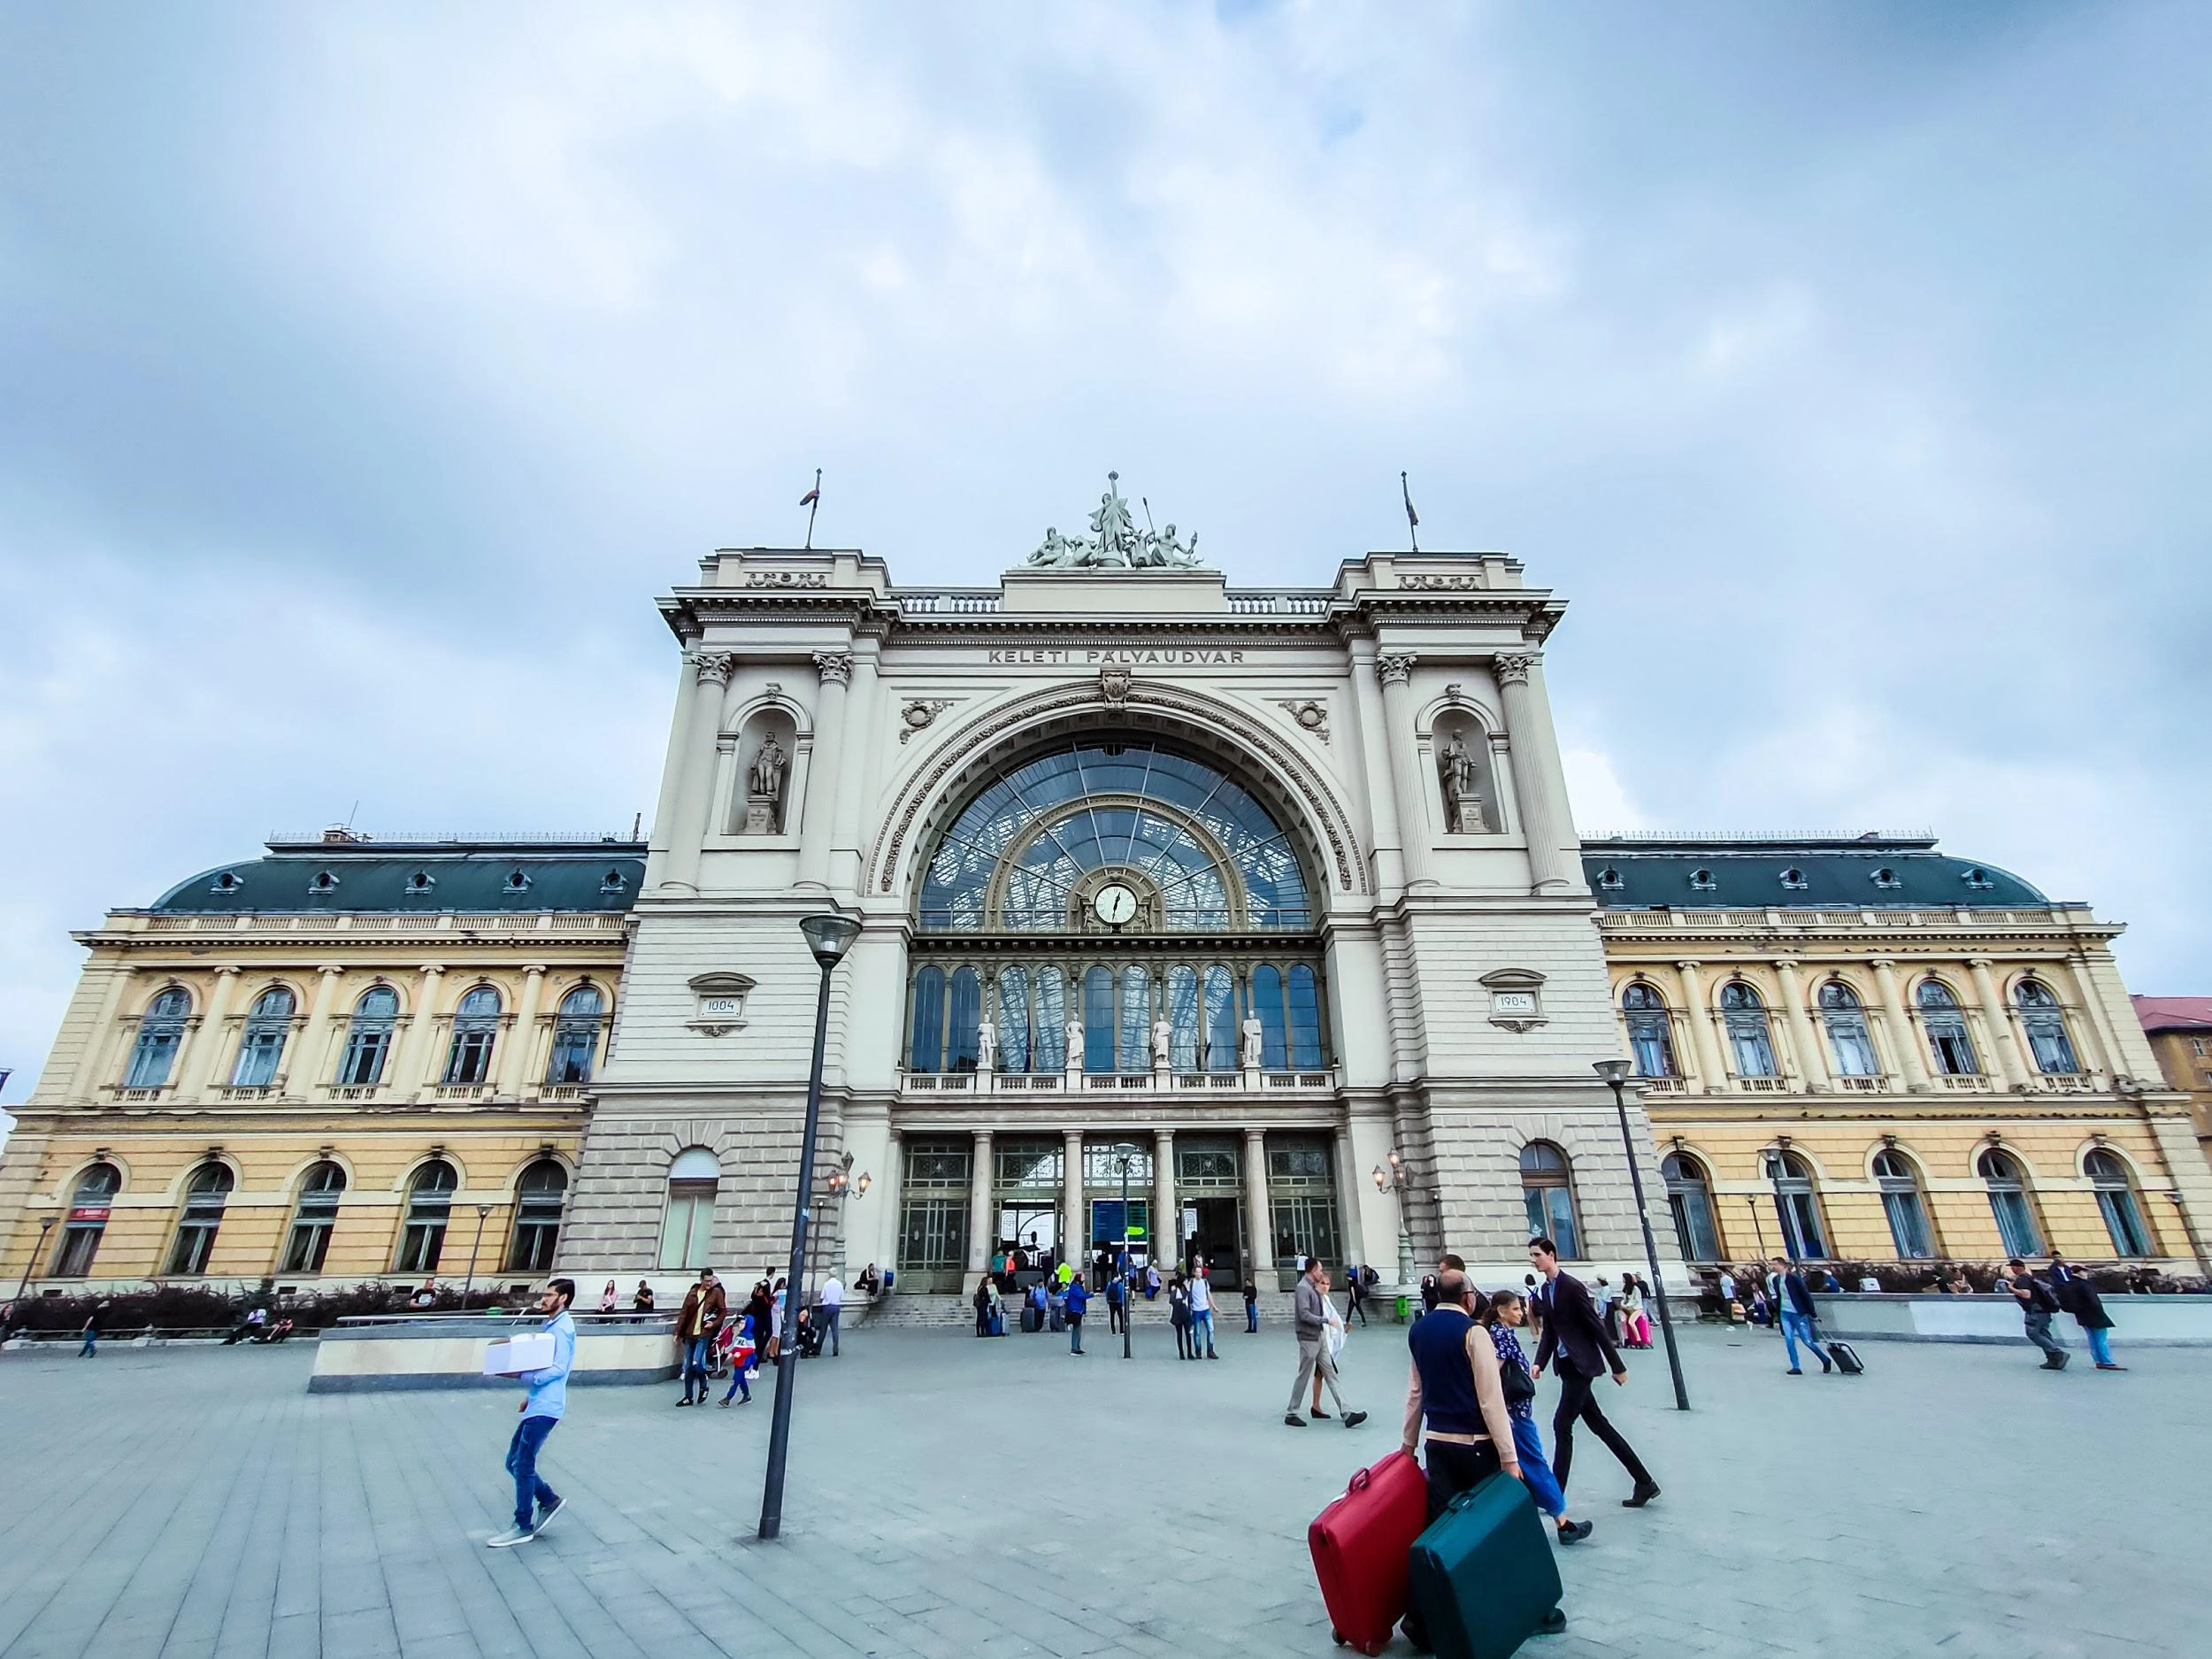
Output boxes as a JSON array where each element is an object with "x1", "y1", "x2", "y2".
[{"x1": 1529, "y1": 1237, "x2": 1660, "y2": 1508}]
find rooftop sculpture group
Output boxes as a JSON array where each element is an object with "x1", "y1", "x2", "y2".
[{"x1": 1028, "y1": 472, "x2": 1202, "y2": 569}]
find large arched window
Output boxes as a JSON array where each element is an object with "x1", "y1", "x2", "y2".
[
  {"x1": 443, "y1": 987, "x2": 501, "y2": 1086},
  {"x1": 1662, "y1": 1151, "x2": 1720, "y2": 1263},
  {"x1": 229, "y1": 987, "x2": 296, "y2": 1088},
  {"x1": 1622, "y1": 984, "x2": 1677, "y2": 1079},
  {"x1": 281, "y1": 1161, "x2": 347, "y2": 1272},
  {"x1": 1720, "y1": 982, "x2": 1778, "y2": 1079},
  {"x1": 508, "y1": 1159, "x2": 568, "y2": 1271},
  {"x1": 51, "y1": 1162, "x2": 121, "y2": 1277},
  {"x1": 1819, "y1": 981, "x2": 1879, "y2": 1078},
  {"x1": 338, "y1": 987, "x2": 400, "y2": 1087},
  {"x1": 2085, "y1": 1149, "x2": 2152, "y2": 1257},
  {"x1": 165, "y1": 1162, "x2": 235, "y2": 1275},
  {"x1": 1520, "y1": 1143, "x2": 1580, "y2": 1259},
  {"x1": 1872, "y1": 1149, "x2": 1934, "y2": 1259},
  {"x1": 125, "y1": 988, "x2": 191, "y2": 1088},
  {"x1": 2016, "y1": 981, "x2": 2081, "y2": 1075},
  {"x1": 396, "y1": 1160, "x2": 458, "y2": 1272},
  {"x1": 546, "y1": 986, "x2": 604, "y2": 1086},
  {"x1": 660, "y1": 1148, "x2": 719, "y2": 1271},
  {"x1": 1918, "y1": 980, "x2": 1978, "y2": 1076},
  {"x1": 1764, "y1": 1151, "x2": 1828, "y2": 1260},
  {"x1": 1978, "y1": 1148, "x2": 2043, "y2": 1258}
]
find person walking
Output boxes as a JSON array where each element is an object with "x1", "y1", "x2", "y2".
[
  {"x1": 1189, "y1": 1267, "x2": 1219, "y2": 1359},
  {"x1": 1480, "y1": 1288, "x2": 1593, "y2": 1545},
  {"x1": 2050, "y1": 1256, "x2": 2123, "y2": 1371},
  {"x1": 1310, "y1": 1267, "x2": 1351, "y2": 1417},
  {"x1": 1347, "y1": 1263, "x2": 1368, "y2": 1328},
  {"x1": 718, "y1": 1311, "x2": 758, "y2": 1406},
  {"x1": 1286, "y1": 1257, "x2": 1367, "y2": 1429},
  {"x1": 816, "y1": 1273, "x2": 845, "y2": 1357},
  {"x1": 1169, "y1": 1271, "x2": 1194, "y2": 1360},
  {"x1": 674, "y1": 1269, "x2": 726, "y2": 1406},
  {"x1": 2008, "y1": 1257, "x2": 2070, "y2": 1370},
  {"x1": 1145, "y1": 1262, "x2": 1161, "y2": 1301},
  {"x1": 1530, "y1": 1237, "x2": 1659, "y2": 1507},
  {"x1": 1105, "y1": 1269, "x2": 1127, "y2": 1338},
  {"x1": 1765, "y1": 1258, "x2": 1832, "y2": 1374},
  {"x1": 1242, "y1": 1272, "x2": 1260, "y2": 1333},
  {"x1": 487, "y1": 1277, "x2": 578, "y2": 1548},
  {"x1": 79, "y1": 1301, "x2": 108, "y2": 1358},
  {"x1": 1065, "y1": 1274, "x2": 1090, "y2": 1355}
]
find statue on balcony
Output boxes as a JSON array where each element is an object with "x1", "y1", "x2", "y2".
[
  {"x1": 1025, "y1": 472, "x2": 1208, "y2": 570},
  {"x1": 1240, "y1": 1014, "x2": 1264, "y2": 1070},
  {"x1": 1152, "y1": 1018, "x2": 1172, "y2": 1068},
  {"x1": 975, "y1": 1019, "x2": 996, "y2": 1074},
  {"x1": 1066, "y1": 1017, "x2": 1085, "y2": 1069}
]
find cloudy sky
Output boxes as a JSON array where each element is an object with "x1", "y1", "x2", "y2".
[{"x1": 3, "y1": 1, "x2": 2208, "y2": 1103}]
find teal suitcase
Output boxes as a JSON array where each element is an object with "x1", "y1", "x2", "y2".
[{"x1": 1404, "y1": 1474, "x2": 1563, "y2": 1658}]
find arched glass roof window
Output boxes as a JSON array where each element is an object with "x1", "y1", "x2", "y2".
[{"x1": 916, "y1": 740, "x2": 1312, "y2": 933}]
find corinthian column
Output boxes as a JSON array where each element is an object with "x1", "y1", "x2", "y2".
[
  {"x1": 497, "y1": 965, "x2": 548, "y2": 1100},
  {"x1": 1674, "y1": 961, "x2": 1730, "y2": 1093},
  {"x1": 180, "y1": 966, "x2": 243, "y2": 1099},
  {"x1": 1870, "y1": 957, "x2": 1932, "y2": 1092},
  {"x1": 294, "y1": 965, "x2": 347, "y2": 1094},
  {"x1": 1773, "y1": 958, "x2": 1829, "y2": 1093},
  {"x1": 828, "y1": 638, "x2": 878, "y2": 895},
  {"x1": 1243, "y1": 1128, "x2": 1274, "y2": 1273},
  {"x1": 796, "y1": 650, "x2": 853, "y2": 889},
  {"x1": 1967, "y1": 957, "x2": 2031, "y2": 1091},
  {"x1": 966, "y1": 1128, "x2": 994, "y2": 1274},
  {"x1": 1373, "y1": 651, "x2": 1433, "y2": 887},
  {"x1": 1494, "y1": 654, "x2": 1577, "y2": 891},
  {"x1": 661, "y1": 651, "x2": 735, "y2": 892}
]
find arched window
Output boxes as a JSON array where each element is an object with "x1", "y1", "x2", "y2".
[
  {"x1": 125, "y1": 988, "x2": 191, "y2": 1088},
  {"x1": 1251, "y1": 964, "x2": 1287, "y2": 1070},
  {"x1": 659, "y1": 1148, "x2": 719, "y2": 1271},
  {"x1": 1519, "y1": 1143, "x2": 1580, "y2": 1259},
  {"x1": 949, "y1": 966, "x2": 983, "y2": 1072},
  {"x1": 998, "y1": 965, "x2": 1035, "y2": 1072},
  {"x1": 909, "y1": 965, "x2": 946, "y2": 1071},
  {"x1": 1819, "y1": 981, "x2": 1880, "y2": 1078},
  {"x1": 280, "y1": 1161, "x2": 347, "y2": 1272},
  {"x1": 1118, "y1": 965, "x2": 1151, "y2": 1072},
  {"x1": 1033, "y1": 966, "x2": 1067, "y2": 1071},
  {"x1": 1720, "y1": 982, "x2": 1778, "y2": 1079},
  {"x1": 442, "y1": 987, "x2": 501, "y2": 1086},
  {"x1": 229, "y1": 987, "x2": 296, "y2": 1088},
  {"x1": 1165, "y1": 964, "x2": 1200, "y2": 1071},
  {"x1": 1917, "y1": 980, "x2": 1978, "y2": 1076},
  {"x1": 1082, "y1": 964, "x2": 1116, "y2": 1072},
  {"x1": 165, "y1": 1162, "x2": 235, "y2": 1275},
  {"x1": 1287, "y1": 964, "x2": 1324, "y2": 1069},
  {"x1": 2016, "y1": 981, "x2": 2081, "y2": 1075},
  {"x1": 1662, "y1": 1151, "x2": 1720, "y2": 1262},
  {"x1": 1621, "y1": 983, "x2": 1677, "y2": 1079},
  {"x1": 507, "y1": 1159, "x2": 568, "y2": 1271},
  {"x1": 1872, "y1": 1149, "x2": 1934, "y2": 1259},
  {"x1": 338, "y1": 987, "x2": 400, "y2": 1087},
  {"x1": 51, "y1": 1162, "x2": 121, "y2": 1277},
  {"x1": 2085, "y1": 1149, "x2": 2152, "y2": 1257},
  {"x1": 545, "y1": 986, "x2": 603, "y2": 1086},
  {"x1": 1978, "y1": 1148, "x2": 2043, "y2": 1258},
  {"x1": 395, "y1": 1160, "x2": 457, "y2": 1272},
  {"x1": 1764, "y1": 1151, "x2": 1828, "y2": 1259},
  {"x1": 1203, "y1": 965, "x2": 1237, "y2": 1071}
]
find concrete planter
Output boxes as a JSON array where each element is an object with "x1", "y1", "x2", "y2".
[
  {"x1": 308, "y1": 1312, "x2": 680, "y2": 1392},
  {"x1": 1810, "y1": 1293, "x2": 2212, "y2": 1347}
]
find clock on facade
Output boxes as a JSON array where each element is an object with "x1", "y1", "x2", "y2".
[{"x1": 1091, "y1": 883, "x2": 1139, "y2": 927}]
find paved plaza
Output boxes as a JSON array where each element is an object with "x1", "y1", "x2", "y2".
[{"x1": 0, "y1": 1317, "x2": 2202, "y2": 1659}]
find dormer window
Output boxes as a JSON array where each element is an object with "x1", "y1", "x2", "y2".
[
  {"x1": 211, "y1": 871, "x2": 243, "y2": 894},
  {"x1": 1595, "y1": 866, "x2": 1624, "y2": 891},
  {"x1": 1870, "y1": 866, "x2": 1901, "y2": 890},
  {"x1": 503, "y1": 869, "x2": 533, "y2": 894},
  {"x1": 600, "y1": 869, "x2": 629, "y2": 895},
  {"x1": 1778, "y1": 867, "x2": 1807, "y2": 889},
  {"x1": 406, "y1": 870, "x2": 436, "y2": 894},
  {"x1": 1688, "y1": 868, "x2": 1717, "y2": 892},
  {"x1": 310, "y1": 870, "x2": 340, "y2": 895},
  {"x1": 1961, "y1": 867, "x2": 1993, "y2": 891}
]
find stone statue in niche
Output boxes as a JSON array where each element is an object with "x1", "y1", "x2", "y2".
[
  {"x1": 1240, "y1": 1014, "x2": 1264, "y2": 1071},
  {"x1": 1436, "y1": 728, "x2": 1487, "y2": 834},
  {"x1": 1152, "y1": 1018, "x2": 1173, "y2": 1069},
  {"x1": 976, "y1": 1019, "x2": 996, "y2": 1074},
  {"x1": 742, "y1": 733, "x2": 787, "y2": 835}
]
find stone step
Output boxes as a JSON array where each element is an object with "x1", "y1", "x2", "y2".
[{"x1": 857, "y1": 1290, "x2": 1325, "y2": 1331}]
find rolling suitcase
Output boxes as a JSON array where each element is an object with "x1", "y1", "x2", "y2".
[
  {"x1": 1828, "y1": 1340, "x2": 1864, "y2": 1375},
  {"x1": 1406, "y1": 1474, "x2": 1563, "y2": 1659},
  {"x1": 1308, "y1": 1451, "x2": 1427, "y2": 1657},
  {"x1": 1021, "y1": 1304, "x2": 1042, "y2": 1333}
]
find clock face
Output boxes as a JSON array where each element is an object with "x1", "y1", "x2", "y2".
[{"x1": 1092, "y1": 883, "x2": 1138, "y2": 926}]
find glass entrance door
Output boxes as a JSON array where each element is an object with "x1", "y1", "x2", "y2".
[
  {"x1": 1186, "y1": 1195, "x2": 1244, "y2": 1281},
  {"x1": 898, "y1": 1200, "x2": 967, "y2": 1294}
]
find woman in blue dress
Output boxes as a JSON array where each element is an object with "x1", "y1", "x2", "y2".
[{"x1": 1482, "y1": 1289, "x2": 1593, "y2": 1545}]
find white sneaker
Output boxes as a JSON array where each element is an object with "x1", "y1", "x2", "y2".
[
  {"x1": 534, "y1": 1497, "x2": 566, "y2": 1535},
  {"x1": 486, "y1": 1525, "x2": 535, "y2": 1548}
]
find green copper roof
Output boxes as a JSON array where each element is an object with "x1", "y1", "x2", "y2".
[
  {"x1": 1580, "y1": 836, "x2": 2046, "y2": 910},
  {"x1": 150, "y1": 837, "x2": 648, "y2": 915}
]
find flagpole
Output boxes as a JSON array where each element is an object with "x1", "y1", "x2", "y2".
[
  {"x1": 1400, "y1": 471, "x2": 1420, "y2": 554},
  {"x1": 803, "y1": 468, "x2": 822, "y2": 549}
]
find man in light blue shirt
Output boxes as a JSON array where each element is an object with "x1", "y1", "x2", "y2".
[{"x1": 488, "y1": 1277, "x2": 577, "y2": 1548}]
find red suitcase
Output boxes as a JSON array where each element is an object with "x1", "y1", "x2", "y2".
[{"x1": 1309, "y1": 1450, "x2": 1428, "y2": 1656}]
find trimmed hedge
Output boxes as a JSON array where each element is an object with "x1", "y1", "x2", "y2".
[{"x1": 0, "y1": 1281, "x2": 520, "y2": 1336}]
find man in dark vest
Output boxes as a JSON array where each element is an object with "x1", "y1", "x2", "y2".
[
  {"x1": 1529, "y1": 1237, "x2": 1661, "y2": 1508},
  {"x1": 1400, "y1": 1268, "x2": 1522, "y2": 1516}
]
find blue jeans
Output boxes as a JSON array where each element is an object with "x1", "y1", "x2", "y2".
[
  {"x1": 1192, "y1": 1310, "x2": 1216, "y2": 1355},
  {"x1": 682, "y1": 1336, "x2": 711, "y2": 1396},
  {"x1": 721, "y1": 1356, "x2": 751, "y2": 1402},
  {"x1": 1069, "y1": 1314, "x2": 1084, "y2": 1352},
  {"x1": 1510, "y1": 1414, "x2": 1568, "y2": 1519},
  {"x1": 1780, "y1": 1310, "x2": 1827, "y2": 1371},
  {"x1": 2085, "y1": 1326, "x2": 2114, "y2": 1366},
  {"x1": 505, "y1": 1415, "x2": 561, "y2": 1531},
  {"x1": 817, "y1": 1306, "x2": 840, "y2": 1356},
  {"x1": 1245, "y1": 1302, "x2": 1258, "y2": 1333},
  {"x1": 80, "y1": 1331, "x2": 97, "y2": 1357}
]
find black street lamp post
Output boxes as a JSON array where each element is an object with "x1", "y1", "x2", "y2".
[
  {"x1": 1594, "y1": 1059, "x2": 1691, "y2": 1411},
  {"x1": 1113, "y1": 1144, "x2": 1136, "y2": 1360},
  {"x1": 463, "y1": 1203, "x2": 492, "y2": 1304},
  {"x1": 14, "y1": 1216, "x2": 57, "y2": 1302},
  {"x1": 758, "y1": 910, "x2": 863, "y2": 1542}
]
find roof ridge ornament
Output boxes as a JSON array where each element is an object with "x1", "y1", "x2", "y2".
[{"x1": 1027, "y1": 472, "x2": 1203, "y2": 570}]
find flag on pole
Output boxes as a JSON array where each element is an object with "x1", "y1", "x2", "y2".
[
  {"x1": 799, "y1": 485, "x2": 820, "y2": 506},
  {"x1": 1400, "y1": 471, "x2": 1420, "y2": 552}
]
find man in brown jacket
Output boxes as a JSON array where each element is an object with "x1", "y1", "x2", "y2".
[{"x1": 675, "y1": 1269, "x2": 727, "y2": 1406}]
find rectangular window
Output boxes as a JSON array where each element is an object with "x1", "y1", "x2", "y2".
[
  {"x1": 339, "y1": 1029, "x2": 390, "y2": 1087},
  {"x1": 282, "y1": 1218, "x2": 334, "y2": 1273},
  {"x1": 1987, "y1": 1190, "x2": 2043, "y2": 1259},
  {"x1": 396, "y1": 1218, "x2": 447, "y2": 1274},
  {"x1": 125, "y1": 1032, "x2": 180, "y2": 1089},
  {"x1": 166, "y1": 1216, "x2": 221, "y2": 1276},
  {"x1": 658, "y1": 1187, "x2": 716, "y2": 1271},
  {"x1": 1881, "y1": 1190, "x2": 1933, "y2": 1259},
  {"x1": 1524, "y1": 1187, "x2": 1580, "y2": 1259},
  {"x1": 52, "y1": 1224, "x2": 105, "y2": 1278}
]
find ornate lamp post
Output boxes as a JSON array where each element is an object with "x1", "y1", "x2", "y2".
[
  {"x1": 1594, "y1": 1058, "x2": 1691, "y2": 1412},
  {"x1": 1112, "y1": 1143, "x2": 1138, "y2": 1360},
  {"x1": 13, "y1": 1215, "x2": 57, "y2": 1302},
  {"x1": 758, "y1": 910, "x2": 863, "y2": 1542},
  {"x1": 1371, "y1": 1148, "x2": 1420, "y2": 1289}
]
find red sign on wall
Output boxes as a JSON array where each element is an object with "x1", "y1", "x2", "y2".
[{"x1": 67, "y1": 1207, "x2": 110, "y2": 1223}]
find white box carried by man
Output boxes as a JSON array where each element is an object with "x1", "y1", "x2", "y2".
[{"x1": 482, "y1": 1333, "x2": 557, "y2": 1376}]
